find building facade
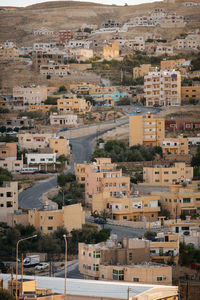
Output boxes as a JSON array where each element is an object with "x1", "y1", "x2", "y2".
[
  {"x1": 50, "y1": 113, "x2": 78, "y2": 126},
  {"x1": 160, "y1": 135, "x2": 189, "y2": 155},
  {"x1": 129, "y1": 112, "x2": 165, "y2": 146},
  {"x1": 144, "y1": 71, "x2": 181, "y2": 107},
  {"x1": 0, "y1": 181, "x2": 18, "y2": 223},
  {"x1": 57, "y1": 95, "x2": 91, "y2": 114},
  {"x1": 103, "y1": 41, "x2": 119, "y2": 59},
  {"x1": 49, "y1": 138, "x2": 69, "y2": 157},
  {"x1": 143, "y1": 163, "x2": 193, "y2": 185},
  {"x1": 18, "y1": 132, "x2": 56, "y2": 149},
  {"x1": 13, "y1": 86, "x2": 47, "y2": 105}
]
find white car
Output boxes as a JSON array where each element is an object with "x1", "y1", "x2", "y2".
[{"x1": 35, "y1": 263, "x2": 49, "y2": 270}]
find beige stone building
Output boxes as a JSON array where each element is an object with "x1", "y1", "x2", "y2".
[
  {"x1": 160, "y1": 135, "x2": 189, "y2": 155},
  {"x1": 49, "y1": 137, "x2": 69, "y2": 157},
  {"x1": 40, "y1": 63, "x2": 69, "y2": 77},
  {"x1": 57, "y1": 95, "x2": 91, "y2": 114},
  {"x1": 50, "y1": 113, "x2": 77, "y2": 126},
  {"x1": 0, "y1": 181, "x2": 18, "y2": 223},
  {"x1": 0, "y1": 159, "x2": 23, "y2": 173},
  {"x1": 133, "y1": 64, "x2": 153, "y2": 79},
  {"x1": 181, "y1": 85, "x2": 200, "y2": 102},
  {"x1": 79, "y1": 236, "x2": 172, "y2": 285},
  {"x1": 84, "y1": 158, "x2": 130, "y2": 204},
  {"x1": 160, "y1": 59, "x2": 186, "y2": 71},
  {"x1": 18, "y1": 132, "x2": 56, "y2": 149},
  {"x1": 0, "y1": 142, "x2": 17, "y2": 160},
  {"x1": 152, "y1": 184, "x2": 200, "y2": 218},
  {"x1": 144, "y1": 70, "x2": 181, "y2": 107},
  {"x1": 0, "y1": 47, "x2": 19, "y2": 59},
  {"x1": 92, "y1": 192, "x2": 160, "y2": 222},
  {"x1": 28, "y1": 204, "x2": 85, "y2": 234},
  {"x1": 103, "y1": 41, "x2": 119, "y2": 59},
  {"x1": 74, "y1": 163, "x2": 87, "y2": 184},
  {"x1": 27, "y1": 104, "x2": 53, "y2": 113},
  {"x1": 13, "y1": 86, "x2": 47, "y2": 105},
  {"x1": 129, "y1": 112, "x2": 165, "y2": 147},
  {"x1": 143, "y1": 162, "x2": 193, "y2": 185}
]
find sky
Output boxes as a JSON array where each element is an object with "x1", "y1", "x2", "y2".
[{"x1": 1, "y1": 0, "x2": 161, "y2": 7}]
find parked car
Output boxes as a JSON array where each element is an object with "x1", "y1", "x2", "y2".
[
  {"x1": 35, "y1": 263, "x2": 49, "y2": 270},
  {"x1": 39, "y1": 170, "x2": 48, "y2": 174},
  {"x1": 94, "y1": 218, "x2": 106, "y2": 224}
]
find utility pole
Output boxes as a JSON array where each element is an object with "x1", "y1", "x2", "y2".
[{"x1": 127, "y1": 286, "x2": 130, "y2": 300}]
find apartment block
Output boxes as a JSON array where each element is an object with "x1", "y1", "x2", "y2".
[
  {"x1": 160, "y1": 135, "x2": 189, "y2": 155},
  {"x1": 57, "y1": 95, "x2": 91, "y2": 114},
  {"x1": 143, "y1": 162, "x2": 193, "y2": 185},
  {"x1": 40, "y1": 63, "x2": 69, "y2": 77},
  {"x1": 133, "y1": 64, "x2": 152, "y2": 79},
  {"x1": 103, "y1": 41, "x2": 119, "y2": 59},
  {"x1": 160, "y1": 59, "x2": 186, "y2": 71},
  {"x1": 177, "y1": 35, "x2": 200, "y2": 50},
  {"x1": 18, "y1": 132, "x2": 56, "y2": 149},
  {"x1": 26, "y1": 153, "x2": 56, "y2": 165},
  {"x1": 152, "y1": 185, "x2": 200, "y2": 218},
  {"x1": 181, "y1": 86, "x2": 200, "y2": 102},
  {"x1": 165, "y1": 120, "x2": 200, "y2": 131},
  {"x1": 160, "y1": 14, "x2": 186, "y2": 28},
  {"x1": 50, "y1": 113, "x2": 77, "y2": 126},
  {"x1": 150, "y1": 232, "x2": 179, "y2": 264},
  {"x1": 49, "y1": 137, "x2": 69, "y2": 157},
  {"x1": 32, "y1": 50, "x2": 64, "y2": 71},
  {"x1": 0, "y1": 159, "x2": 23, "y2": 173},
  {"x1": 28, "y1": 204, "x2": 85, "y2": 234},
  {"x1": 13, "y1": 86, "x2": 47, "y2": 105},
  {"x1": 129, "y1": 112, "x2": 165, "y2": 147},
  {"x1": 5, "y1": 116, "x2": 35, "y2": 129},
  {"x1": 27, "y1": 104, "x2": 53, "y2": 113},
  {"x1": 92, "y1": 192, "x2": 160, "y2": 222},
  {"x1": 79, "y1": 236, "x2": 172, "y2": 285},
  {"x1": 0, "y1": 181, "x2": 18, "y2": 223},
  {"x1": 0, "y1": 47, "x2": 19, "y2": 59},
  {"x1": 155, "y1": 45, "x2": 173, "y2": 56},
  {"x1": 144, "y1": 70, "x2": 181, "y2": 107},
  {"x1": 84, "y1": 158, "x2": 130, "y2": 204},
  {"x1": 0, "y1": 142, "x2": 17, "y2": 160},
  {"x1": 59, "y1": 30, "x2": 74, "y2": 44}
]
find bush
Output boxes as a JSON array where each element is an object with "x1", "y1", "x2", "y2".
[{"x1": 0, "y1": 168, "x2": 12, "y2": 186}]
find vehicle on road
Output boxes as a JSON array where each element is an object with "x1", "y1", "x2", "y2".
[
  {"x1": 35, "y1": 263, "x2": 49, "y2": 270},
  {"x1": 136, "y1": 109, "x2": 141, "y2": 113},
  {"x1": 20, "y1": 168, "x2": 39, "y2": 174},
  {"x1": 23, "y1": 255, "x2": 40, "y2": 268},
  {"x1": 38, "y1": 170, "x2": 48, "y2": 174},
  {"x1": 94, "y1": 218, "x2": 106, "y2": 224}
]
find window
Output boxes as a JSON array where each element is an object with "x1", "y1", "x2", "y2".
[
  {"x1": 6, "y1": 192, "x2": 12, "y2": 197},
  {"x1": 183, "y1": 198, "x2": 191, "y2": 203},
  {"x1": 196, "y1": 198, "x2": 200, "y2": 201},
  {"x1": 129, "y1": 252, "x2": 133, "y2": 261},
  {"x1": 0, "y1": 193, "x2": 3, "y2": 197},
  {"x1": 101, "y1": 274, "x2": 104, "y2": 279},
  {"x1": 48, "y1": 216, "x2": 53, "y2": 220},
  {"x1": 123, "y1": 216, "x2": 127, "y2": 220},
  {"x1": 133, "y1": 278, "x2": 139, "y2": 282},
  {"x1": 93, "y1": 251, "x2": 100, "y2": 258},
  {"x1": 174, "y1": 199, "x2": 177, "y2": 203},
  {"x1": 157, "y1": 277, "x2": 163, "y2": 281},
  {"x1": 89, "y1": 253, "x2": 91, "y2": 257},
  {"x1": 93, "y1": 264, "x2": 99, "y2": 271},
  {"x1": 0, "y1": 204, "x2": 4, "y2": 207},
  {"x1": 181, "y1": 227, "x2": 189, "y2": 230},
  {"x1": 125, "y1": 205, "x2": 129, "y2": 209},
  {"x1": 48, "y1": 227, "x2": 53, "y2": 230},
  {"x1": 112, "y1": 269, "x2": 124, "y2": 280},
  {"x1": 88, "y1": 266, "x2": 91, "y2": 270}
]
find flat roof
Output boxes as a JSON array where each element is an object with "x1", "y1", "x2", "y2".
[{"x1": 0, "y1": 275, "x2": 178, "y2": 300}]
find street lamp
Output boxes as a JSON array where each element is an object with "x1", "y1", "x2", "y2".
[
  {"x1": 16, "y1": 235, "x2": 37, "y2": 300},
  {"x1": 63, "y1": 234, "x2": 67, "y2": 298}
]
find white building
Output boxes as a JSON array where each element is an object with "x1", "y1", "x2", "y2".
[
  {"x1": 0, "y1": 181, "x2": 18, "y2": 223},
  {"x1": 144, "y1": 70, "x2": 181, "y2": 107},
  {"x1": 13, "y1": 85, "x2": 48, "y2": 105},
  {"x1": 177, "y1": 35, "x2": 200, "y2": 50},
  {"x1": 26, "y1": 153, "x2": 57, "y2": 165},
  {"x1": 50, "y1": 113, "x2": 77, "y2": 126},
  {"x1": 67, "y1": 40, "x2": 92, "y2": 49},
  {"x1": 156, "y1": 45, "x2": 173, "y2": 55},
  {"x1": 33, "y1": 42, "x2": 57, "y2": 51},
  {"x1": 188, "y1": 137, "x2": 200, "y2": 146},
  {"x1": 33, "y1": 27, "x2": 54, "y2": 36}
]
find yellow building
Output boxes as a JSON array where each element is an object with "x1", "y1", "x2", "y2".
[
  {"x1": 0, "y1": 182, "x2": 18, "y2": 223},
  {"x1": 74, "y1": 163, "x2": 86, "y2": 184},
  {"x1": 70, "y1": 82, "x2": 98, "y2": 95},
  {"x1": 152, "y1": 184, "x2": 200, "y2": 218},
  {"x1": 143, "y1": 162, "x2": 193, "y2": 185},
  {"x1": 103, "y1": 41, "x2": 119, "y2": 60},
  {"x1": 150, "y1": 232, "x2": 179, "y2": 264},
  {"x1": 57, "y1": 95, "x2": 91, "y2": 114},
  {"x1": 160, "y1": 59, "x2": 186, "y2": 71},
  {"x1": 92, "y1": 192, "x2": 160, "y2": 222},
  {"x1": 160, "y1": 135, "x2": 189, "y2": 155},
  {"x1": 28, "y1": 204, "x2": 85, "y2": 234},
  {"x1": 144, "y1": 70, "x2": 181, "y2": 107},
  {"x1": 129, "y1": 112, "x2": 165, "y2": 146},
  {"x1": 133, "y1": 64, "x2": 152, "y2": 79},
  {"x1": 49, "y1": 137, "x2": 69, "y2": 157},
  {"x1": 84, "y1": 158, "x2": 130, "y2": 204},
  {"x1": 0, "y1": 47, "x2": 19, "y2": 59},
  {"x1": 181, "y1": 86, "x2": 200, "y2": 102},
  {"x1": 27, "y1": 104, "x2": 54, "y2": 113}
]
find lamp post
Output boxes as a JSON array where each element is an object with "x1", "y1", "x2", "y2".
[
  {"x1": 63, "y1": 234, "x2": 67, "y2": 298},
  {"x1": 16, "y1": 235, "x2": 37, "y2": 300}
]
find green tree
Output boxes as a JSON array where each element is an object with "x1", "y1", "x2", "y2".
[
  {"x1": 0, "y1": 289, "x2": 15, "y2": 300},
  {"x1": 58, "y1": 85, "x2": 67, "y2": 93},
  {"x1": 0, "y1": 168, "x2": 12, "y2": 186},
  {"x1": 44, "y1": 96, "x2": 58, "y2": 105},
  {"x1": 144, "y1": 230, "x2": 157, "y2": 241},
  {"x1": 191, "y1": 146, "x2": 200, "y2": 167}
]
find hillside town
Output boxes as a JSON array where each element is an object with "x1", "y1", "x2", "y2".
[{"x1": 0, "y1": 0, "x2": 200, "y2": 299}]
